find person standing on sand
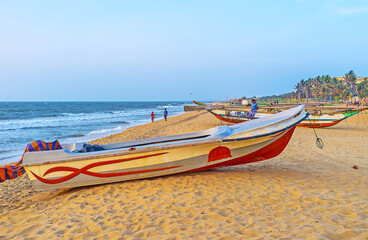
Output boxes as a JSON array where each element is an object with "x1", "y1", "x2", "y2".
[
  {"x1": 151, "y1": 112, "x2": 155, "y2": 122},
  {"x1": 164, "y1": 108, "x2": 168, "y2": 121}
]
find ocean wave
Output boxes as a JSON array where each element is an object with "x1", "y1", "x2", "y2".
[
  {"x1": 157, "y1": 104, "x2": 174, "y2": 109},
  {"x1": 109, "y1": 111, "x2": 133, "y2": 116},
  {"x1": 87, "y1": 126, "x2": 123, "y2": 136},
  {"x1": 0, "y1": 149, "x2": 12, "y2": 154},
  {"x1": 21, "y1": 126, "x2": 61, "y2": 130},
  {"x1": 110, "y1": 120, "x2": 129, "y2": 124},
  {"x1": 66, "y1": 134, "x2": 85, "y2": 138},
  {"x1": 0, "y1": 112, "x2": 126, "y2": 130},
  {"x1": 1, "y1": 105, "x2": 184, "y2": 130},
  {"x1": 59, "y1": 112, "x2": 86, "y2": 117}
]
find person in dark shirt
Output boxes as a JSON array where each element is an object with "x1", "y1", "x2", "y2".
[{"x1": 164, "y1": 108, "x2": 168, "y2": 121}]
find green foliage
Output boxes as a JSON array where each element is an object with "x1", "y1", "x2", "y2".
[{"x1": 262, "y1": 70, "x2": 368, "y2": 103}]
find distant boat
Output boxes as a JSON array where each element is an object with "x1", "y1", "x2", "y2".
[
  {"x1": 193, "y1": 101, "x2": 365, "y2": 128},
  {"x1": 296, "y1": 110, "x2": 363, "y2": 128},
  {"x1": 22, "y1": 105, "x2": 308, "y2": 191}
]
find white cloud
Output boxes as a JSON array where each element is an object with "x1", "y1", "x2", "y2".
[{"x1": 336, "y1": 7, "x2": 368, "y2": 15}]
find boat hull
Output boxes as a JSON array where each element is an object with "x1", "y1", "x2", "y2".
[
  {"x1": 297, "y1": 120, "x2": 342, "y2": 128},
  {"x1": 297, "y1": 110, "x2": 361, "y2": 128},
  {"x1": 24, "y1": 126, "x2": 296, "y2": 191},
  {"x1": 213, "y1": 113, "x2": 247, "y2": 124}
]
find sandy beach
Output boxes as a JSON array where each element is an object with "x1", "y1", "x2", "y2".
[{"x1": 1, "y1": 110, "x2": 368, "y2": 239}]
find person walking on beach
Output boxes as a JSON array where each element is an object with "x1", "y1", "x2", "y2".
[
  {"x1": 164, "y1": 108, "x2": 168, "y2": 121},
  {"x1": 151, "y1": 112, "x2": 155, "y2": 122}
]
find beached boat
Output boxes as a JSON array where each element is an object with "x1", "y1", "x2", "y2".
[
  {"x1": 297, "y1": 110, "x2": 363, "y2": 128},
  {"x1": 193, "y1": 101, "x2": 365, "y2": 128},
  {"x1": 21, "y1": 105, "x2": 308, "y2": 191}
]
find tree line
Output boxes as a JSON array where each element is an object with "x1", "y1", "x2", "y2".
[{"x1": 260, "y1": 71, "x2": 368, "y2": 103}]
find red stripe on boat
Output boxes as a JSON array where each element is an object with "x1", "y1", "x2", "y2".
[{"x1": 31, "y1": 152, "x2": 171, "y2": 184}]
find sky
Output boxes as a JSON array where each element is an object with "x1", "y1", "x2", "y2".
[{"x1": 0, "y1": 0, "x2": 367, "y2": 101}]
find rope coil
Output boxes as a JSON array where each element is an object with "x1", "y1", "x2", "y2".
[{"x1": 307, "y1": 116, "x2": 324, "y2": 149}]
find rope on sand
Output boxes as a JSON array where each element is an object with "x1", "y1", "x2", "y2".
[
  {"x1": 220, "y1": 115, "x2": 232, "y2": 126},
  {"x1": 344, "y1": 112, "x2": 360, "y2": 129},
  {"x1": 361, "y1": 111, "x2": 368, "y2": 128}
]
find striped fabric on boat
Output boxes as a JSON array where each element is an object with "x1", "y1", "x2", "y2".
[
  {"x1": 0, "y1": 162, "x2": 25, "y2": 183},
  {"x1": 0, "y1": 140, "x2": 62, "y2": 183},
  {"x1": 22, "y1": 140, "x2": 63, "y2": 153},
  {"x1": 246, "y1": 109, "x2": 257, "y2": 119}
]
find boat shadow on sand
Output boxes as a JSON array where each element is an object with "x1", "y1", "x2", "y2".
[
  {"x1": 0, "y1": 162, "x2": 324, "y2": 213},
  {"x1": 40, "y1": 163, "x2": 308, "y2": 196}
]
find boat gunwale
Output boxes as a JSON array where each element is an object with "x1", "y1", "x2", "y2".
[
  {"x1": 223, "y1": 112, "x2": 308, "y2": 142},
  {"x1": 21, "y1": 138, "x2": 223, "y2": 167}
]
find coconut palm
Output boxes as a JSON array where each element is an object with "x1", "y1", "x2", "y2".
[
  {"x1": 261, "y1": 71, "x2": 366, "y2": 104},
  {"x1": 357, "y1": 78, "x2": 368, "y2": 100},
  {"x1": 344, "y1": 70, "x2": 357, "y2": 93}
]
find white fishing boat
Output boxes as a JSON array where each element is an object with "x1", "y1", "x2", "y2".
[
  {"x1": 193, "y1": 101, "x2": 365, "y2": 128},
  {"x1": 21, "y1": 105, "x2": 308, "y2": 191}
]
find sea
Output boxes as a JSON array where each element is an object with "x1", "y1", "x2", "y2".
[{"x1": 0, "y1": 101, "x2": 190, "y2": 165}]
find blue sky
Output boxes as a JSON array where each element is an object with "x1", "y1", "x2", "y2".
[{"x1": 0, "y1": 0, "x2": 367, "y2": 101}]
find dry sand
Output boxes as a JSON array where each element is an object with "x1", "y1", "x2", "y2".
[{"x1": 1, "y1": 111, "x2": 368, "y2": 239}]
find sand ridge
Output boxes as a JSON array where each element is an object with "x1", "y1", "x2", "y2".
[{"x1": 0, "y1": 111, "x2": 367, "y2": 239}]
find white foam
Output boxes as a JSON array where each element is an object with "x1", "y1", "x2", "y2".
[{"x1": 87, "y1": 126, "x2": 123, "y2": 136}]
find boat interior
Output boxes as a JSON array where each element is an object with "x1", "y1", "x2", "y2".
[{"x1": 60, "y1": 106, "x2": 307, "y2": 154}]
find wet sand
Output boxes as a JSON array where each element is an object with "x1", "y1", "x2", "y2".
[{"x1": 1, "y1": 111, "x2": 368, "y2": 239}]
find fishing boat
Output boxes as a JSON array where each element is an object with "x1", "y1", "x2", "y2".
[
  {"x1": 297, "y1": 110, "x2": 363, "y2": 128},
  {"x1": 21, "y1": 105, "x2": 307, "y2": 191},
  {"x1": 193, "y1": 101, "x2": 365, "y2": 128}
]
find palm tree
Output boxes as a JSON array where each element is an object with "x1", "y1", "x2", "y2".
[
  {"x1": 305, "y1": 78, "x2": 312, "y2": 102},
  {"x1": 312, "y1": 77, "x2": 321, "y2": 101},
  {"x1": 357, "y1": 78, "x2": 368, "y2": 101},
  {"x1": 294, "y1": 80, "x2": 304, "y2": 103},
  {"x1": 259, "y1": 71, "x2": 366, "y2": 104},
  {"x1": 344, "y1": 70, "x2": 357, "y2": 93},
  {"x1": 324, "y1": 75, "x2": 333, "y2": 101}
]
